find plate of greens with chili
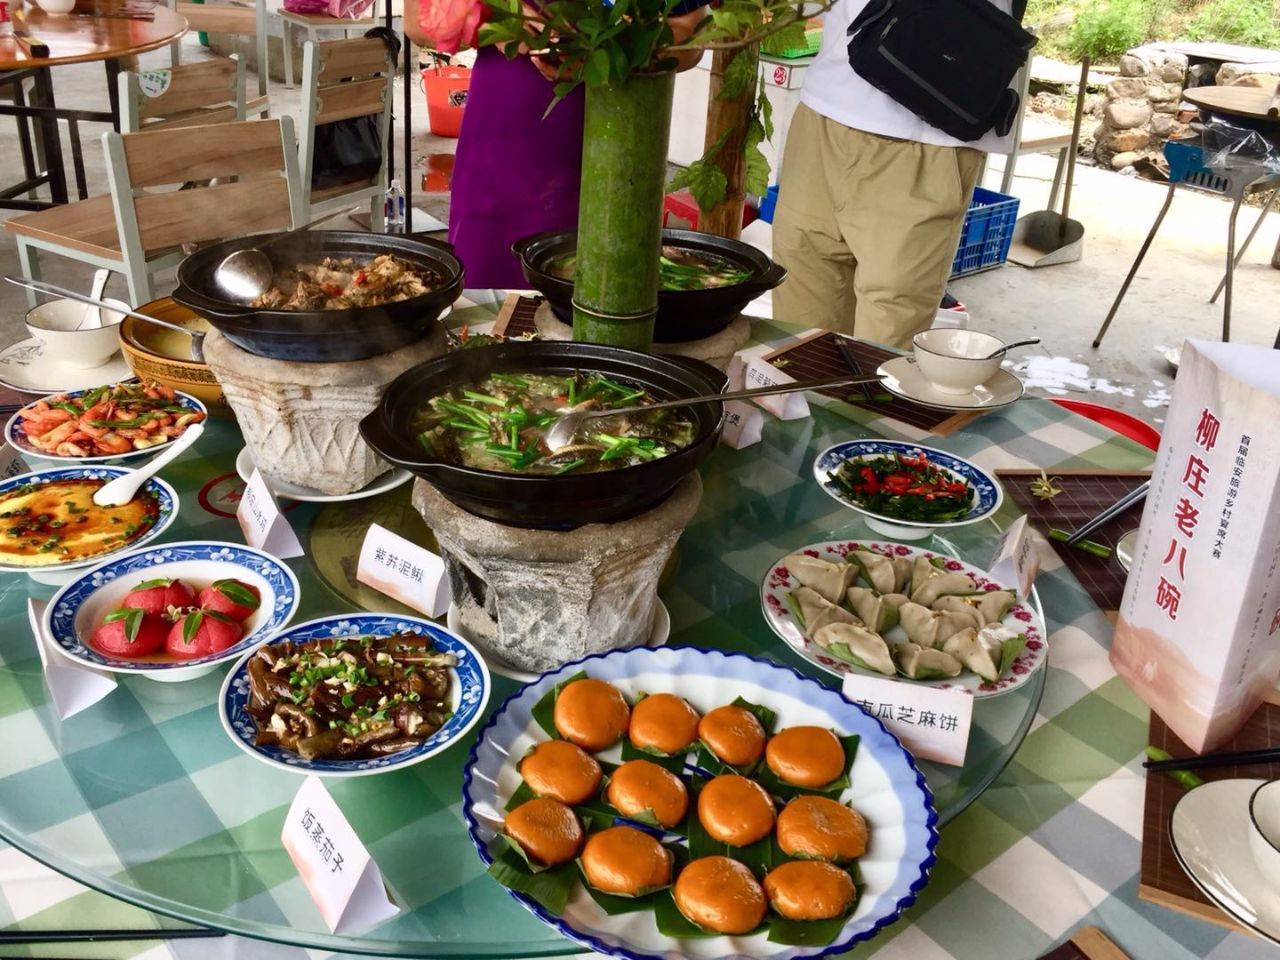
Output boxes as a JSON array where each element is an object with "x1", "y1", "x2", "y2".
[{"x1": 813, "y1": 441, "x2": 1002, "y2": 541}]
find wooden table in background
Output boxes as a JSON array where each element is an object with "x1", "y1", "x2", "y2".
[{"x1": 0, "y1": 0, "x2": 187, "y2": 208}]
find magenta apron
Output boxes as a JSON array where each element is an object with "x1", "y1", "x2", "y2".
[{"x1": 447, "y1": 47, "x2": 586, "y2": 289}]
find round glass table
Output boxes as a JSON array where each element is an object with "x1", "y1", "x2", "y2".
[{"x1": 0, "y1": 403, "x2": 1043, "y2": 957}]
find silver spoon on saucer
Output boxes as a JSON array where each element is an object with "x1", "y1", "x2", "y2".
[
  {"x1": 983, "y1": 337, "x2": 1041, "y2": 360},
  {"x1": 544, "y1": 374, "x2": 884, "y2": 453}
]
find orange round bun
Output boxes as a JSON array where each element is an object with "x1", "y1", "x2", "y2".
[
  {"x1": 698, "y1": 705, "x2": 766, "y2": 767},
  {"x1": 775, "y1": 795, "x2": 869, "y2": 862},
  {"x1": 554, "y1": 678, "x2": 630, "y2": 752},
  {"x1": 673, "y1": 856, "x2": 767, "y2": 934},
  {"x1": 764, "y1": 860, "x2": 857, "y2": 920},
  {"x1": 629, "y1": 693, "x2": 700, "y2": 756},
  {"x1": 606, "y1": 759, "x2": 689, "y2": 829},
  {"x1": 503, "y1": 797, "x2": 583, "y2": 867},
  {"x1": 580, "y1": 826, "x2": 673, "y2": 896},
  {"x1": 519, "y1": 740, "x2": 603, "y2": 805},
  {"x1": 697, "y1": 774, "x2": 775, "y2": 846},
  {"x1": 765, "y1": 726, "x2": 846, "y2": 788}
]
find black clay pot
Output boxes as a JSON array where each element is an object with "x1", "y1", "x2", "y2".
[{"x1": 359, "y1": 341, "x2": 727, "y2": 529}]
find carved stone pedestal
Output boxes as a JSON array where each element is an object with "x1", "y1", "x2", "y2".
[
  {"x1": 413, "y1": 473, "x2": 702, "y2": 673},
  {"x1": 204, "y1": 327, "x2": 446, "y2": 495}
]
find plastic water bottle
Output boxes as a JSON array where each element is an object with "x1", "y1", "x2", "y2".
[{"x1": 384, "y1": 178, "x2": 405, "y2": 234}]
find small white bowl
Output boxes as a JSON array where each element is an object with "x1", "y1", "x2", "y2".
[
  {"x1": 912, "y1": 328, "x2": 1005, "y2": 395},
  {"x1": 1249, "y1": 780, "x2": 1280, "y2": 891},
  {"x1": 26, "y1": 298, "x2": 127, "y2": 370},
  {"x1": 35, "y1": 0, "x2": 76, "y2": 13}
]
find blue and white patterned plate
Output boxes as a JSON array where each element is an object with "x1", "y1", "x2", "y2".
[
  {"x1": 0, "y1": 466, "x2": 179, "y2": 574},
  {"x1": 6, "y1": 385, "x2": 207, "y2": 464},
  {"x1": 813, "y1": 440, "x2": 1002, "y2": 539},
  {"x1": 462, "y1": 646, "x2": 938, "y2": 960},
  {"x1": 220, "y1": 614, "x2": 491, "y2": 778},
  {"x1": 45, "y1": 541, "x2": 301, "y2": 676}
]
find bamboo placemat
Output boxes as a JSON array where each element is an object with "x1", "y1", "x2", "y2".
[
  {"x1": 762, "y1": 329, "x2": 979, "y2": 435},
  {"x1": 999, "y1": 469, "x2": 1150, "y2": 614},
  {"x1": 1038, "y1": 926, "x2": 1131, "y2": 960},
  {"x1": 1140, "y1": 705, "x2": 1280, "y2": 932},
  {"x1": 491, "y1": 294, "x2": 541, "y2": 339}
]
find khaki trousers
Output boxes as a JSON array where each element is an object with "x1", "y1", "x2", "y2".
[{"x1": 772, "y1": 103, "x2": 984, "y2": 349}]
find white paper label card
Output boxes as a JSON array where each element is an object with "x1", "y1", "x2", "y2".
[
  {"x1": 841, "y1": 673, "x2": 974, "y2": 767},
  {"x1": 744, "y1": 358, "x2": 810, "y2": 421},
  {"x1": 988, "y1": 514, "x2": 1041, "y2": 600},
  {"x1": 27, "y1": 598, "x2": 116, "y2": 719},
  {"x1": 356, "y1": 523, "x2": 451, "y2": 618},
  {"x1": 0, "y1": 443, "x2": 30, "y2": 481},
  {"x1": 282, "y1": 776, "x2": 400, "y2": 934},
  {"x1": 237, "y1": 469, "x2": 303, "y2": 559},
  {"x1": 720, "y1": 399, "x2": 764, "y2": 450}
]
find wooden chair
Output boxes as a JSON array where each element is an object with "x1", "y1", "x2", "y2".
[
  {"x1": 119, "y1": 56, "x2": 247, "y2": 133},
  {"x1": 173, "y1": 0, "x2": 270, "y2": 116},
  {"x1": 5, "y1": 117, "x2": 305, "y2": 306},
  {"x1": 278, "y1": 2, "x2": 382, "y2": 88},
  {"x1": 298, "y1": 37, "x2": 394, "y2": 229}
]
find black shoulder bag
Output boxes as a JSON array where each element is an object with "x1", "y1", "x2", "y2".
[{"x1": 846, "y1": 0, "x2": 1037, "y2": 142}]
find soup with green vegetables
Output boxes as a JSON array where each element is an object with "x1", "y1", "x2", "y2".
[
  {"x1": 413, "y1": 372, "x2": 697, "y2": 475},
  {"x1": 549, "y1": 246, "x2": 751, "y2": 291}
]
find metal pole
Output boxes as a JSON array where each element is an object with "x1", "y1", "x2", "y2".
[
  {"x1": 385, "y1": 0, "x2": 394, "y2": 184},
  {"x1": 403, "y1": 32, "x2": 413, "y2": 226}
]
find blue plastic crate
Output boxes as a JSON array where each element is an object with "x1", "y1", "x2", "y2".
[{"x1": 950, "y1": 186, "x2": 1020, "y2": 278}]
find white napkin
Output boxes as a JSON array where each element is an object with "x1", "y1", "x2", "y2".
[{"x1": 27, "y1": 598, "x2": 117, "y2": 719}]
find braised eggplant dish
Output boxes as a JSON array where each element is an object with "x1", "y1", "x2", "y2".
[
  {"x1": 412, "y1": 371, "x2": 696, "y2": 475},
  {"x1": 245, "y1": 632, "x2": 456, "y2": 761},
  {"x1": 250, "y1": 254, "x2": 443, "y2": 310}
]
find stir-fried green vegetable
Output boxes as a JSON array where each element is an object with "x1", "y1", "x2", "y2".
[
  {"x1": 549, "y1": 246, "x2": 751, "y2": 291},
  {"x1": 412, "y1": 371, "x2": 696, "y2": 476}
]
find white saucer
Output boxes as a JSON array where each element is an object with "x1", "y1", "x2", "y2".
[
  {"x1": 1116, "y1": 529, "x2": 1138, "y2": 572},
  {"x1": 876, "y1": 356, "x2": 1025, "y2": 412},
  {"x1": 0, "y1": 338, "x2": 133, "y2": 394},
  {"x1": 234, "y1": 447, "x2": 412, "y2": 503},
  {"x1": 1170, "y1": 778, "x2": 1280, "y2": 945},
  {"x1": 446, "y1": 599, "x2": 671, "y2": 683}
]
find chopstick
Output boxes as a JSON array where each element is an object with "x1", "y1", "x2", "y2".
[
  {"x1": 834, "y1": 336, "x2": 877, "y2": 404},
  {"x1": 0, "y1": 929, "x2": 223, "y2": 944},
  {"x1": 1064, "y1": 480, "x2": 1150, "y2": 545},
  {"x1": 1143, "y1": 746, "x2": 1280, "y2": 772}
]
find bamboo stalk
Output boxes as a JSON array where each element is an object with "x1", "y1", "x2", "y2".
[{"x1": 699, "y1": 45, "x2": 758, "y2": 239}]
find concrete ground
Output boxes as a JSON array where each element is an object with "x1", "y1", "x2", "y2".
[{"x1": 1, "y1": 40, "x2": 1276, "y2": 430}]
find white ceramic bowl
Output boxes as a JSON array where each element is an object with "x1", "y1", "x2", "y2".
[
  {"x1": 35, "y1": 0, "x2": 76, "y2": 13},
  {"x1": 911, "y1": 328, "x2": 1005, "y2": 395},
  {"x1": 45, "y1": 541, "x2": 301, "y2": 683},
  {"x1": 26, "y1": 298, "x2": 127, "y2": 369},
  {"x1": 1248, "y1": 780, "x2": 1280, "y2": 891}
]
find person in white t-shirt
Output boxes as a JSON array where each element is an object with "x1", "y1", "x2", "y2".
[{"x1": 772, "y1": 0, "x2": 1015, "y2": 348}]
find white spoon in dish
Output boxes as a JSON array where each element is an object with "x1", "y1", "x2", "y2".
[
  {"x1": 93, "y1": 423, "x2": 205, "y2": 507},
  {"x1": 77, "y1": 269, "x2": 111, "y2": 330}
]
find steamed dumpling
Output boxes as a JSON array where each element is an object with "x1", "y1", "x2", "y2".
[
  {"x1": 785, "y1": 555, "x2": 857, "y2": 604},
  {"x1": 909, "y1": 557, "x2": 977, "y2": 606},
  {"x1": 898, "y1": 601, "x2": 940, "y2": 648},
  {"x1": 934, "y1": 608, "x2": 984, "y2": 640},
  {"x1": 812, "y1": 623, "x2": 895, "y2": 677},
  {"x1": 793, "y1": 586, "x2": 862, "y2": 633},
  {"x1": 895, "y1": 642, "x2": 963, "y2": 680},
  {"x1": 848, "y1": 550, "x2": 911, "y2": 595},
  {"x1": 942, "y1": 627, "x2": 1003, "y2": 682},
  {"x1": 881, "y1": 593, "x2": 911, "y2": 609},
  {"x1": 933, "y1": 590, "x2": 1017, "y2": 625},
  {"x1": 846, "y1": 586, "x2": 900, "y2": 634}
]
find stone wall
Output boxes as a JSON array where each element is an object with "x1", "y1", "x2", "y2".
[{"x1": 1093, "y1": 45, "x2": 1189, "y2": 170}]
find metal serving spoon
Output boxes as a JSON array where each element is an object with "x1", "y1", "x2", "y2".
[
  {"x1": 983, "y1": 337, "x2": 1041, "y2": 359},
  {"x1": 94, "y1": 423, "x2": 205, "y2": 507},
  {"x1": 544, "y1": 374, "x2": 884, "y2": 453},
  {"x1": 5, "y1": 277, "x2": 207, "y2": 362},
  {"x1": 212, "y1": 209, "x2": 352, "y2": 303}
]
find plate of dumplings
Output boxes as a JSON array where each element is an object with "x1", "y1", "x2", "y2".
[{"x1": 760, "y1": 541, "x2": 1047, "y2": 698}]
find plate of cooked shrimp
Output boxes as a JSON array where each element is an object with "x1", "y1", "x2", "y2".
[{"x1": 6, "y1": 379, "x2": 207, "y2": 463}]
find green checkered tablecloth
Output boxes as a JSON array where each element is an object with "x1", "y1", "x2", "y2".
[{"x1": 0, "y1": 316, "x2": 1264, "y2": 960}]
